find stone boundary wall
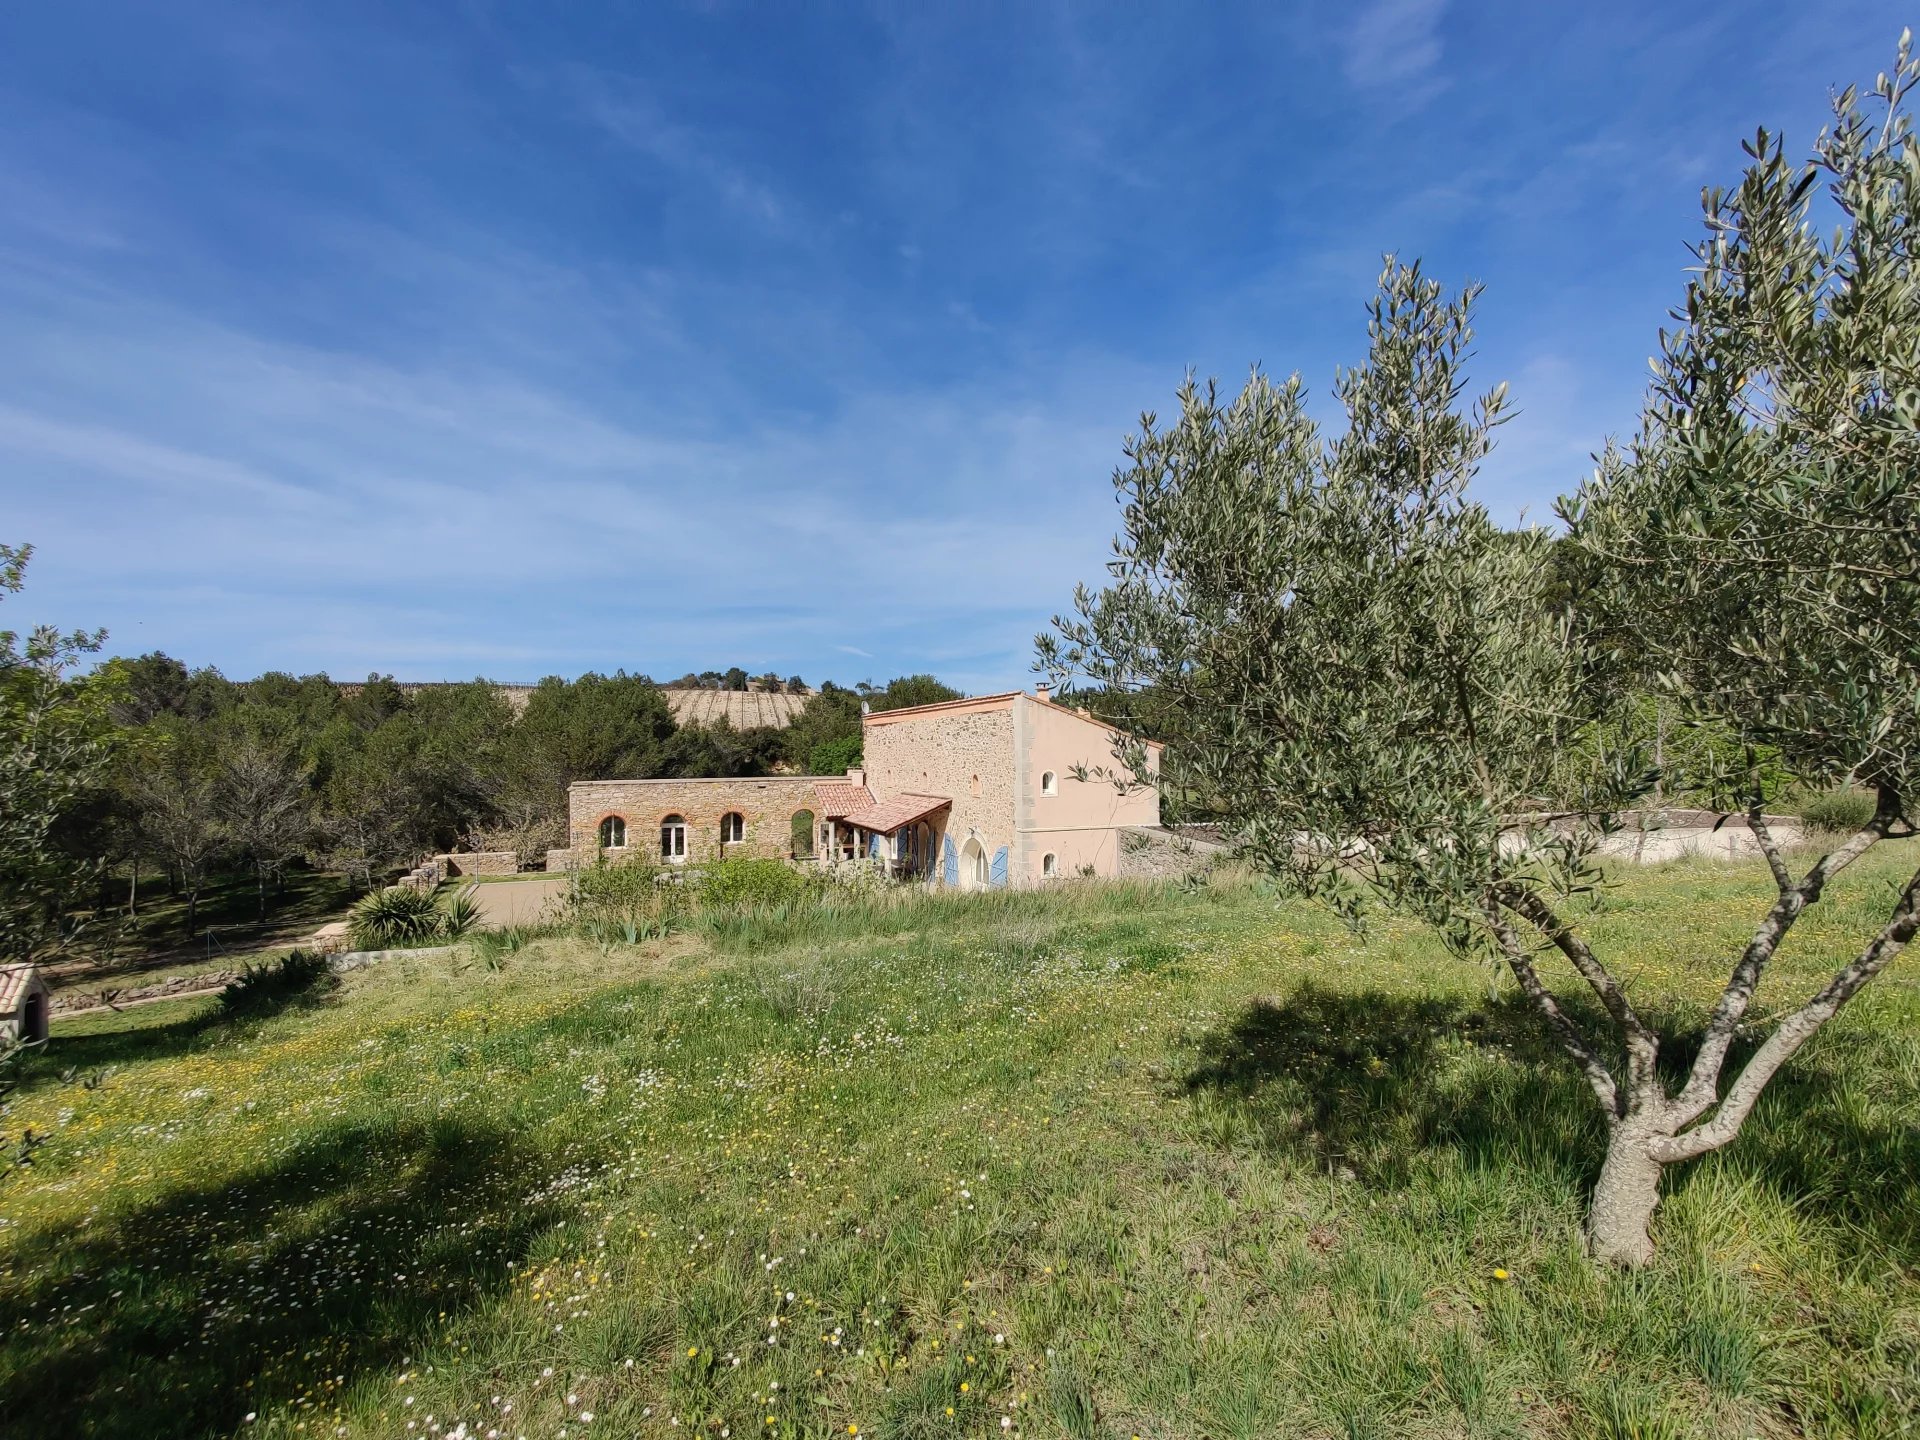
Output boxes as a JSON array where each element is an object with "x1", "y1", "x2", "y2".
[
  {"x1": 433, "y1": 851, "x2": 518, "y2": 876},
  {"x1": 1578, "y1": 811, "x2": 1806, "y2": 863},
  {"x1": 1119, "y1": 812, "x2": 1810, "y2": 878},
  {"x1": 396, "y1": 858, "x2": 445, "y2": 892},
  {"x1": 1116, "y1": 826, "x2": 1231, "y2": 879}
]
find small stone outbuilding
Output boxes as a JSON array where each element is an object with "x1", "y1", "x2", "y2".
[{"x1": 1, "y1": 965, "x2": 51, "y2": 1046}]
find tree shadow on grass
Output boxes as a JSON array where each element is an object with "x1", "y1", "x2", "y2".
[
  {"x1": 20, "y1": 961, "x2": 340, "y2": 1095},
  {"x1": 1182, "y1": 982, "x2": 1920, "y2": 1259},
  {"x1": 0, "y1": 1117, "x2": 564, "y2": 1440}
]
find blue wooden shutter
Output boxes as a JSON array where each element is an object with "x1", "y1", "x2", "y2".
[
  {"x1": 942, "y1": 836, "x2": 959, "y2": 886},
  {"x1": 989, "y1": 846, "x2": 1009, "y2": 888}
]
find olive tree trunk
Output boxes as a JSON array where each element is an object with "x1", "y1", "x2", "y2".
[
  {"x1": 1588, "y1": 1121, "x2": 1666, "y2": 1267},
  {"x1": 1493, "y1": 808, "x2": 1920, "y2": 1267}
]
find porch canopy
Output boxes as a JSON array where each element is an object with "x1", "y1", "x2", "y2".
[{"x1": 839, "y1": 793, "x2": 950, "y2": 835}]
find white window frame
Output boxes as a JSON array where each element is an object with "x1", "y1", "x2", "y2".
[
  {"x1": 720, "y1": 811, "x2": 745, "y2": 844},
  {"x1": 1040, "y1": 770, "x2": 1058, "y2": 797},
  {"x1": 1042, "y1": 852, "x2": 1058, "y2": 877},
  {"x1": 599, "y1": 815, "x2": 627, "y2": 849},
  {"x1": 660, "y1": 815, "x2": 688, "y2": 863}
]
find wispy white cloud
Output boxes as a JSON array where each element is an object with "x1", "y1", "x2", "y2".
[
  {"x1": 0, "y1": 238, "x2": 1148, "y2": 686},
  {"x1": 1342, "y1": 0, "x2": 1448, "y2": 99},
  {"x1": 574, "y1": 77, "x2": 790, "y2": 231}
]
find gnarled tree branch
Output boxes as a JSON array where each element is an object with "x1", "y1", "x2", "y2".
[
  {"x1": 1655, "y1": 859, "x2": 1920, "y2": 1162},
  {"x1": 1669, "y1": 790, "x2": 1898, "y2": 1126}
]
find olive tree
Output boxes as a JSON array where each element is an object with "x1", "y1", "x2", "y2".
[{"x1": 1040, "y1": 49, "x2": 1920, "y2": 1266}]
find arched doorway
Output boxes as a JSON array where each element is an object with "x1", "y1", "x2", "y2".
[
  {"x1": 959, "y1": 836, "x2": 989, "y2": 890},
  {"x1": 791, "y1": 809, "x2": 816, "y2": 860},
  {"x1": 22, "y1": 988, "x2": 48, "y2": 1044}
]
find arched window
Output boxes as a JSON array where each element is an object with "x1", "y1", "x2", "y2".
[
  {"x1": 660, "y1": 814, "x2": 687, "y2": 862},
  {"x1": 791, "y1": 809, "x2": 816, "y2": 859},
  {"x1": 1040, "y1": 771, "x2": 1058, "y2": 797},
  {"x1": 720, "y1": 811, "x2": 745, "y2": 845},
  {"x1": 598, "y1": 815, "x2": 627, "y2": 849},
  {"x1": 970, "y1": 773, "x2": 981, "y2": 797},
  {"x1": 1042, "y1": 852, "x2": 1058, "y2": 878}
]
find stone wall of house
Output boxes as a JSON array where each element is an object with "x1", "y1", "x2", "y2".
[
  {"x1": 1115, "y1": 825, "x2": 1231, "y2": 879},
  {"x1": 567, "y1": 775, "x2": 827, "y2": 867},
  {"x1": 864, "y1": 703, "x2": 1016, "y2": 873}
]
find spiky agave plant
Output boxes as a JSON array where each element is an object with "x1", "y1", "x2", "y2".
[{"x1": 347, "y1": 885, "x2": 442, "y2": 950}]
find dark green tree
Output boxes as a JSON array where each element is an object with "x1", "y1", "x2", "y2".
[
  {"x1": 0, "y1": 544, "x2": 118, "y2": 965},
  {"x1": 872, "y1": 674, "x2": 962, "y2": 712}
]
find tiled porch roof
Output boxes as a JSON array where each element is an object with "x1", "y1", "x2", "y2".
[
  {"x1": 812, "y1": 781, "x2": 875, "y2": 818},
  {"x1": 0, "y1": 965, "x2": 42, "y2": 1014},
  {"x1": 840, "y1": 793, "x2": 951, "y2": 835}
]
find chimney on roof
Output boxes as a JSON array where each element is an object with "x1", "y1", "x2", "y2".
[
  {"x1": 1035, "y1": 683, "x2": 1051, "y2": 703},
  {"x1": 847, "y1": 767, "x2": 867, "y2": 788}
]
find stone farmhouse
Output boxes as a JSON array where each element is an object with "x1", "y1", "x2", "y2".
[{"x1": 563, "y1": 687, "x2": 1164, "y2": 888}]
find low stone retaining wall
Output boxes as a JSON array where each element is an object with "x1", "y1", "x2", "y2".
[
  {"x1": 329, "y1": 946, "x2": 456, "y2": 972},
  {"x1": 1117, "y1": 826, "x2": 1232, "y2": 879},
  {"x1": 1584, "y1": 810, "x2": 1806, "y2": 863},
  {"x1": 51, "y1": 970, "x2": 238, "y2": 1015},
  {"x1": 1122, "y1": 811, "x2": 1810, "y2": 878},
  {"x1": 434, "y1": 850, "x2": 518, "y2": 876}
]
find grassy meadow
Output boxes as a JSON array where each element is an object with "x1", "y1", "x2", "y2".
[{"x1": 4, "y1": 850, "x2": 1919, "y2": 1439}]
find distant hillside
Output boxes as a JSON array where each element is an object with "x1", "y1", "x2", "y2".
[
  {"x1": 336, "y1": 680, "x2": 812, "y2": 728},
  {"x1": 661, "y1": 688, "x2": 809, "y2": 729}
]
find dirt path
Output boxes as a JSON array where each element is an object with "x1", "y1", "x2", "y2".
[{"x1": 466, "y1": 876, "x2": 568, "y2": 928}]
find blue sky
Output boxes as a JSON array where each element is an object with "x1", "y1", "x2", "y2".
[{"x1": 0, "y1": 2, "x2": 1906, "y2": 693}]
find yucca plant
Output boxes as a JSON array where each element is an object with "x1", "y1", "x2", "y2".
[
  {"x1": 346, "y1": 885, "x2": 443, "y2": 950},
  {"x1": 440, "y1": 883, "x2": 482, "y2": 939}
]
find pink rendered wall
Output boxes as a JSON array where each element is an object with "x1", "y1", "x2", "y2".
[{"x1": 1018, "y1": 696, "x2": 1160, "y2": 880}]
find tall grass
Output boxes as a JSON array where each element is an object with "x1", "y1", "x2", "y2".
[{"x1": 14, "y1": 850, "x2": 1915, "y2": 1438}]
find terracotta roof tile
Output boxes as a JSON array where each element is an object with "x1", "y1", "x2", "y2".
[
  {"x1": 840, "y1": 793, "x2": 951, "y2": 834},
  {"x1": 0, "y1": 965, "x2": 42, "y2": 1014},
  {"x1": 812, "y1": 781, "x2": 875, "y2": 818}
]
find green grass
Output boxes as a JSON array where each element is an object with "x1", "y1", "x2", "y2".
[
  {"x1": 50, "y1": 869, "x2": 357, "y2": 999},
  {"x1": 5, "y1": 851, "x2": 1920, "y2": 1439}
]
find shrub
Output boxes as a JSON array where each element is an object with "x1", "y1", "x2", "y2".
[
  {"x1": 698, "y1": 857, "x2": 820, "y2": 910},
  {"x1": 347, "y1": 886, "x2": 443, "y2": 950},
  {"x1": 218, "y1": 949, "x2": 334, "y2": 1016},
  {"x1": 440, "y1": 884, "x2": 482, "y2": 938},
  {"x1": 1797, "y1": 788, "x2": 1878, "y2": 835},
  {"x1": 559, "y1": 855, "x2": 685, "y2": 941}
]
